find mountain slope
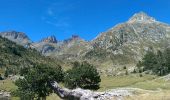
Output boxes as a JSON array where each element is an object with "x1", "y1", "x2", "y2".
[
  {"x1": 0, "y1": 36, "x2": 62, "y2": 75},
  {"x1": 33, "y1": 35, "x2": 90, "y2": 60},
  {"x1": 85, "y1": 12, "x2": 170, "y2": 66}
]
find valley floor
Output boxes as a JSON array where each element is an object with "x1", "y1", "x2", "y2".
[{"x1": 1, "y1": 74, "x2": 170, "y2": 100}]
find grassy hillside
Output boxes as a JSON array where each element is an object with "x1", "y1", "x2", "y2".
[{"x1": 0, "y1": 36, "x2": 63, "y2": 75}]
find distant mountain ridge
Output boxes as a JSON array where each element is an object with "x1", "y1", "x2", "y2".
[
  {"x1": 1, "y1": 12, "x2": 170, "y2": 69},
  {"x1": 0, "y1": 31, "x2": 32, "y2": 45}
]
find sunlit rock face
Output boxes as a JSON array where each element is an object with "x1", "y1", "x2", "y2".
[
  {"x1": 0, "y1": 31, "x2": 31, "y2": 45},
  {"x1": 128, "y1": 12, "x2": 156, "y2": 23},
  {"x1": 40, "y1": 35, "x2": 58, "y2": 43}
]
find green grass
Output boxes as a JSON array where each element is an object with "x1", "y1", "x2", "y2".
[
  {"x1": 100, "y1": 74, "x2": 170, "y2": 91},
  {"x1": 47, "y1": 93, "x2": 61, "y2": 100},
  {"x1": 0, "y1": 79, "x2": 17, "y2": 92},
  {"x1": 11, "y1": 97, "x2": 20, "y2": 100},
  {"x1": 99, "y1": 74, "x2": 156, "y2": 91},
  {"x1": 131, "y1": 79, "x2": 170, "y2": 90},
  {"x1": 1, "y1": 74, "x2": 170, "y2": 100}
]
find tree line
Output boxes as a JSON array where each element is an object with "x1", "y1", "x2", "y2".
[{"x1": 137, "y1": 48, "x2": 170, "y2": 76}]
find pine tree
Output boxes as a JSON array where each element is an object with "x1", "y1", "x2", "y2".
[
  {"x1": 142, "y1": 50, "x2": 157, "y2": 71},
  {"x1": 64, "y1": 61, "x2": 101, "y2": 90},
  {"x1": 4, "y1": 69, "x2": 9, "y2": 78},
  {"x1": 15, "y1": 64, "x2": 64, "y2": 100}
]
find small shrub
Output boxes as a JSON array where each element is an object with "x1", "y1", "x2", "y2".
[{"x1": 139, "y1": 74, "x2": 143, "y2": 77}]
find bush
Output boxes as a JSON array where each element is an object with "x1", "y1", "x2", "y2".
[
  {"x1": 4, "y1": 69, "x2": 9, "y2": 78},
  {"x1": 132, "y1": 69, "x2": 137, "y2": 73},
  {"x1": 139, "y1": 74, "x2": 143, "y2": 77},
  {"x1": 125, "y1": 70, "x2": 128, "y2": 75},
  {"x1": 64, "y1": 61, "x2": 101, "y2": 90},
  {"x1": 0, "y1": 74, "x2": 3, "y2": 80}
]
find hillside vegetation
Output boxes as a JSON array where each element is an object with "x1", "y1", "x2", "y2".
[{"x1": 0, "y1": 36, "x2": 63, "y2": 75}]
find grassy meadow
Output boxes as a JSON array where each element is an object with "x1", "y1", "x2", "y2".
[{"x1": 1, "y1": 73, "x2": 170, "y2": 100}]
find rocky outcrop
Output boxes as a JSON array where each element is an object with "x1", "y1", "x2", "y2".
[
  {"x1": 63, "y1": 35, "x2": 81, "y2": 43},
  {"x1": 128, "y1": 11, "x2": 156, "y2": 23},
  {"x1": 40, "y1": 35, "x2": 58, "y2": 43},
  {"x1": 41, "y1": 44, "x2": 56, "y2": 54},
  {"x1": 50, "y1": 81, "x2": 133, "y2": 100},
  {"x1": 0, "y1": 90, "x2": 10, "y2": 100}
]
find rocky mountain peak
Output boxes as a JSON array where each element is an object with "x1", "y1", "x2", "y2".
[
  {"x1": 40, "y1": 35, "x2": 57, "y2": 43},
  {"x1": 0, "y1": 31, "x2": 29, "y2": 40},
  {"x1": 71, "y1": 35, "x2": 80, "y2": 40},
  {"x1": 0, "y1": 31, "x2": 31, "y2": 45},
  {"x1": 63, "y1": 35, "x2": 83, "y2": 43},
  {"x1": 128, "y1": 12, "x2": 156, "y2": 23}
]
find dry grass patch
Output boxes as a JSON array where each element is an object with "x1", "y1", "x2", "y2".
[{"x1": 125, "y1": 90, "x2": 170, "y2": 100}]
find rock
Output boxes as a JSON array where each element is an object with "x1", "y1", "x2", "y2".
[
  {"x1": 0, "y1": 90, "x2": 11, "y2": 100},
  {"x1": 50, "y1": 81, "x2": 133, "y2": 100},
  {"x1": 128, "y1": 11, "x2": 156, "y2": 23},
  {"x1": 40, "y1": 35, "x2": 58, "y2": 43},
  {"x1": 41, "y1": 44, "x2": 56, "y2": 54},
  {"x1": 159, "y1": 74, "x2": 170, "y2": 81},
  {"x1": 0, "y1": 31, "x2": 31, "y2": 45}
]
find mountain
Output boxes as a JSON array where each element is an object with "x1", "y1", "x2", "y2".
[
  {"x1": 32, "y1": 36, "x2": 58, "y2": 55},
  {"x1": 0, "y1": 31, "x2": 31, "y2": 46},
  {"x1": 32, "y1": 35, "x2": 90, "y2": 58},
  {"x1": 1, "y1": 12, "x2": 170, "y2": 71},
  {"x1": 87, "y1": 12, "x2": 170, "y2": 67}
]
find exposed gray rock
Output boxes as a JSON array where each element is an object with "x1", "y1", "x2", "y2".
[
  {"x1": 50, "y1": 81, "x2": 133, "y2": 100},
  {"x1": 0, "y1": 31, "x2": 31, "y2": 46},
  {"x1": 0, "y1": 90, "x2": 10, "y2": 100},
  {"x1": 41, "y1": 44, "x2": 56, "y2": 54},
  {"x1": 128, "y1": 11, "x2": 156, "y2": 23},
  {"x1": 159, "y1": 74, "x2": 170, "y2": 81},
  {"x1": 40, "y1": 35, "x2": 57, "y2": 43}
]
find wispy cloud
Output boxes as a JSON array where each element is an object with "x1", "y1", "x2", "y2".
[
  {"x1": 42, "y1": 1, "x2": 76, "y2": 29},
  {"x1": 45, "y1": 19, "x2": 70, "y2": 28},
  {"x1": 47, "y1": 8, "x2": 54, "y2": 16}
]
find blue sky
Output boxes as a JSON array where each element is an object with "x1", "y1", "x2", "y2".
[{"x1": 0, "y1": 0, "x2": 170, "y2": 41}]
